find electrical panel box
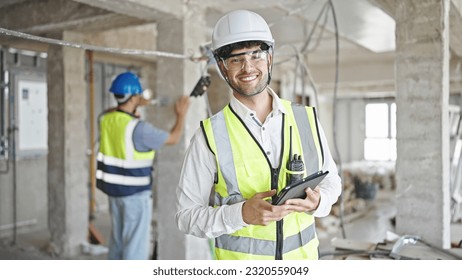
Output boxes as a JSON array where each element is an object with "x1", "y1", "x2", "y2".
[{"x1": 17, "y1": 79, "x2": 48, "y2": 156}]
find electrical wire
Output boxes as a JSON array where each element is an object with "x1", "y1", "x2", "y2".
[
  {"x1": 0, "y1": 48, "x2": 9, "y2": 174},
  {"x1": 270, "y1": 2, "x2": 314, "y2": 28},
  {"x1": 270, "y1": 0, "x2": 330, "y2": 115},
  {"x1": 300, "y1": 58, "x2": 321, "y2": 117},
  {"x1": 300, "y1": 1, "x2": 330, "y2": 54},
  {"x1": 9, "y1": 74, "x2": 18, "y2": 245},
  {"x1": 328, "y1": 0, "x2": 346, "y2": 239},
  {"x1": 305, "y1": 3, "x2": 331, "y2": 54},
  {"x1": 0, "y1": 27, "x2": 194, "y2": 60}
]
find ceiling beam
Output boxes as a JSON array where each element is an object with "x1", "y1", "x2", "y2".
[
  {"x1": 0, "y1": 0, "x2": 148, "y2": 34},
  {"x1": 368, "y1": 0, "x2": 462, "y2": 57},
  {"x1": 23, "y1": 14, "x2": 149, "y2": 33},
  {"x1": 72, "y1": 0, "x2": 182, "y2": 21},
  {"x1": 366, "y1": 0, "x2": 396, "y2": 17},
  {"x1": 201, "y1": 0, "x2": 286, "y2": 12}
]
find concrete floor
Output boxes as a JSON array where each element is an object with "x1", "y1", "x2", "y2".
[
  {"x1": 0, "y1": 212, "x2": 112, "y2": 260},
  {"x1": 0, "y1": 188, "x2": 460, "y2": 260}
]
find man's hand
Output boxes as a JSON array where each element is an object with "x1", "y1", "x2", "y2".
[
  {"x1": 165, "y1": 96, "x2": 191, "y2": 145},
  {"x1": 242, "y1": 190, "x2": 294, "y2": 226},
  {"x1": 139, "y1": 97, "x2": 151, "y2": 107},
  {"x1": 283, "y1": 186, "x2": 321, "y2": 213}
]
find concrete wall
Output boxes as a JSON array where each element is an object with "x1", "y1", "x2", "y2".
[
  {"x1": 395, "y1": 0, "x2": 451, "y2": 248},
  {"x1": 154, "y1": 6, "x2": 210, "y2": 260}
]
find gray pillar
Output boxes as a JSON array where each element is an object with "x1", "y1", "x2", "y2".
[
  {"x1": 155, "y1": 9, "x2": 209, "y2": 259},
  {"x1": 47, "y1": 31, "x2": 89, "y2": 256},
  {"x1": 395, "y1": 0, "x2": 451, "y2": 248}
]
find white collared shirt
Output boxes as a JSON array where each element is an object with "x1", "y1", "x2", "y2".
[{"x1": 175, "y1": 89, "x2": 342, "y2": 239}]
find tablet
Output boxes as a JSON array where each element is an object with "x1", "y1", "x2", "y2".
[{"x1": 273, "y1": 170, "x2": 329, "y2": 205}]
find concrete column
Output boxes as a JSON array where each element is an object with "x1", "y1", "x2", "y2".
[
  {"x1": 47, "y1": 31, "x2": 89, "y2": 256},
  {"x1": 395, "y1": 0, "x2": 451, "y2": 248},
  {"x1": 155, "y1": 7, "x2": 209, "y2": 259}
]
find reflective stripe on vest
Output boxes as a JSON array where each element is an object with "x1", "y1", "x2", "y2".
[
  {"x1": 291, "y1": 102, "x2": 324, "y2": 172},
  {"x1": 97, "y1": 111, "x2": 155, "y2": 196},
  {"x1": 201, "y1": 101, "x2": 323, "y2": 260},
  {"x1": 209, "y1": 110, "x2": 245, "y2": 204},
  {"x1": 216, "y1": 222, "x2": 316, "y2": 255}
]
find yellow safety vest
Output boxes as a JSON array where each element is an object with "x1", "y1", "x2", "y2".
[
  {"x1": 201, "y1": 100, "x2": 324, "y2": 260},
  {"x1": 96, "y1": 111, "x2": 155, "y2": 196}
]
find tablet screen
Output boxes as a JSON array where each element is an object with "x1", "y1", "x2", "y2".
[{"x1": 273, "y1": 170, "x2": 329, "y2": 205}]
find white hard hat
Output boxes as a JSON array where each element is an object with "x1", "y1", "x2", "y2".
[{"x1": 212, "y1": 10, "x2": 274, "y2": 52}]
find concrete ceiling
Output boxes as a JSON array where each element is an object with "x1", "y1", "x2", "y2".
[
  {"x1": 0, "y1": 1, "x2": 392, "y2": 55},
  {"x1": 0, "y1": 0, "x2": 461, "y2": 64}
]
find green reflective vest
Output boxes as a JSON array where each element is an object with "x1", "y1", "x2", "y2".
[{"x1": 201, "y1": 99, "x2": 324, "y2": 260}]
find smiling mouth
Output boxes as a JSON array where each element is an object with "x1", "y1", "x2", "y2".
[{"x1": 239, "y1": 75, "x2": 258, "y2": 82}]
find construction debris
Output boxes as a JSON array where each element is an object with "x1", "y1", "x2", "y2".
[
  {"x1": 321, "y1": 232, "x2": 462, "y2": 260},
  {"x1": 317, "y1": 161, "x2": 396, "y2": 235}
]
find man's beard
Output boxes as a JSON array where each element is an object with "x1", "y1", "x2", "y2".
[{"x1": 230, "y1": 72, "x2": 269, "y2": 97}]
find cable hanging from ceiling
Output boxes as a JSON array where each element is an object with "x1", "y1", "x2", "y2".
[
  {"x1": 272, "y1": 0, "x2": 331, "y2": 112},
  {"x1": 0, "y1": 27, "x2": 194, "y2": 60}
]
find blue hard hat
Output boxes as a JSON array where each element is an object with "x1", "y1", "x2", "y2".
[{"x1": 109, "y1": 72, "x2": 143, "y2": 95}]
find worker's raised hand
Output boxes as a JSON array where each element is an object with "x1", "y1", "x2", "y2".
[
  {"x1": 175, "y1": 96, "x2": 190, "y2": 117},
  {"x1": 242, "y1": 190, "x2": 294, "y2": 226},
  {"x1": 283, "y1": 186, "x2": 321, "y2": 213},
  {"x1": 165, "y1": 96, "x2": 191, "y2": 145}
]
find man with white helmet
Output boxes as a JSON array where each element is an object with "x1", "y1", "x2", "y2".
[
  {"x1": 176, "y1": 10, "x2": 341, "y2": 260},
  {"x1": 97, "y1": 71, "x2": 190, "y2": 259}
]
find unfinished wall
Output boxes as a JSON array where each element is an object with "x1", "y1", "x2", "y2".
[
  {"x1": 155, "y1": 6, "x2": 209, "y2": 260},
  {"x1": 47, "y1": 31, "x2": 89, "y2": 256}
]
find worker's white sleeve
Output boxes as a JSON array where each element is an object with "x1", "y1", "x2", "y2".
[
  {"x1": 175, "y1": 128, "x2": 247, "y2": 239},
  {"x1": 312, "y1": 120, "x2": 342, "y2": 217}
]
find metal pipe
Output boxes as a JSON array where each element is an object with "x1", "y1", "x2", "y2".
[
  {"x1": 390, "y1": 235, "x2": 420, "y2": 259},
  {"x1": 9, "y1": 69, "x2": 17, "y2": 245},
  {"x1": 86, "y1": 50, "x2": 96, "y2": 219},
  {"x1": 0, "y1": 47, "x2": 10, "y2": 174}
]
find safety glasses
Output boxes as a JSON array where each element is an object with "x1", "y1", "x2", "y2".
[{"x1": 221, "y1": 50, "x2": 269, "y2": 71}]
